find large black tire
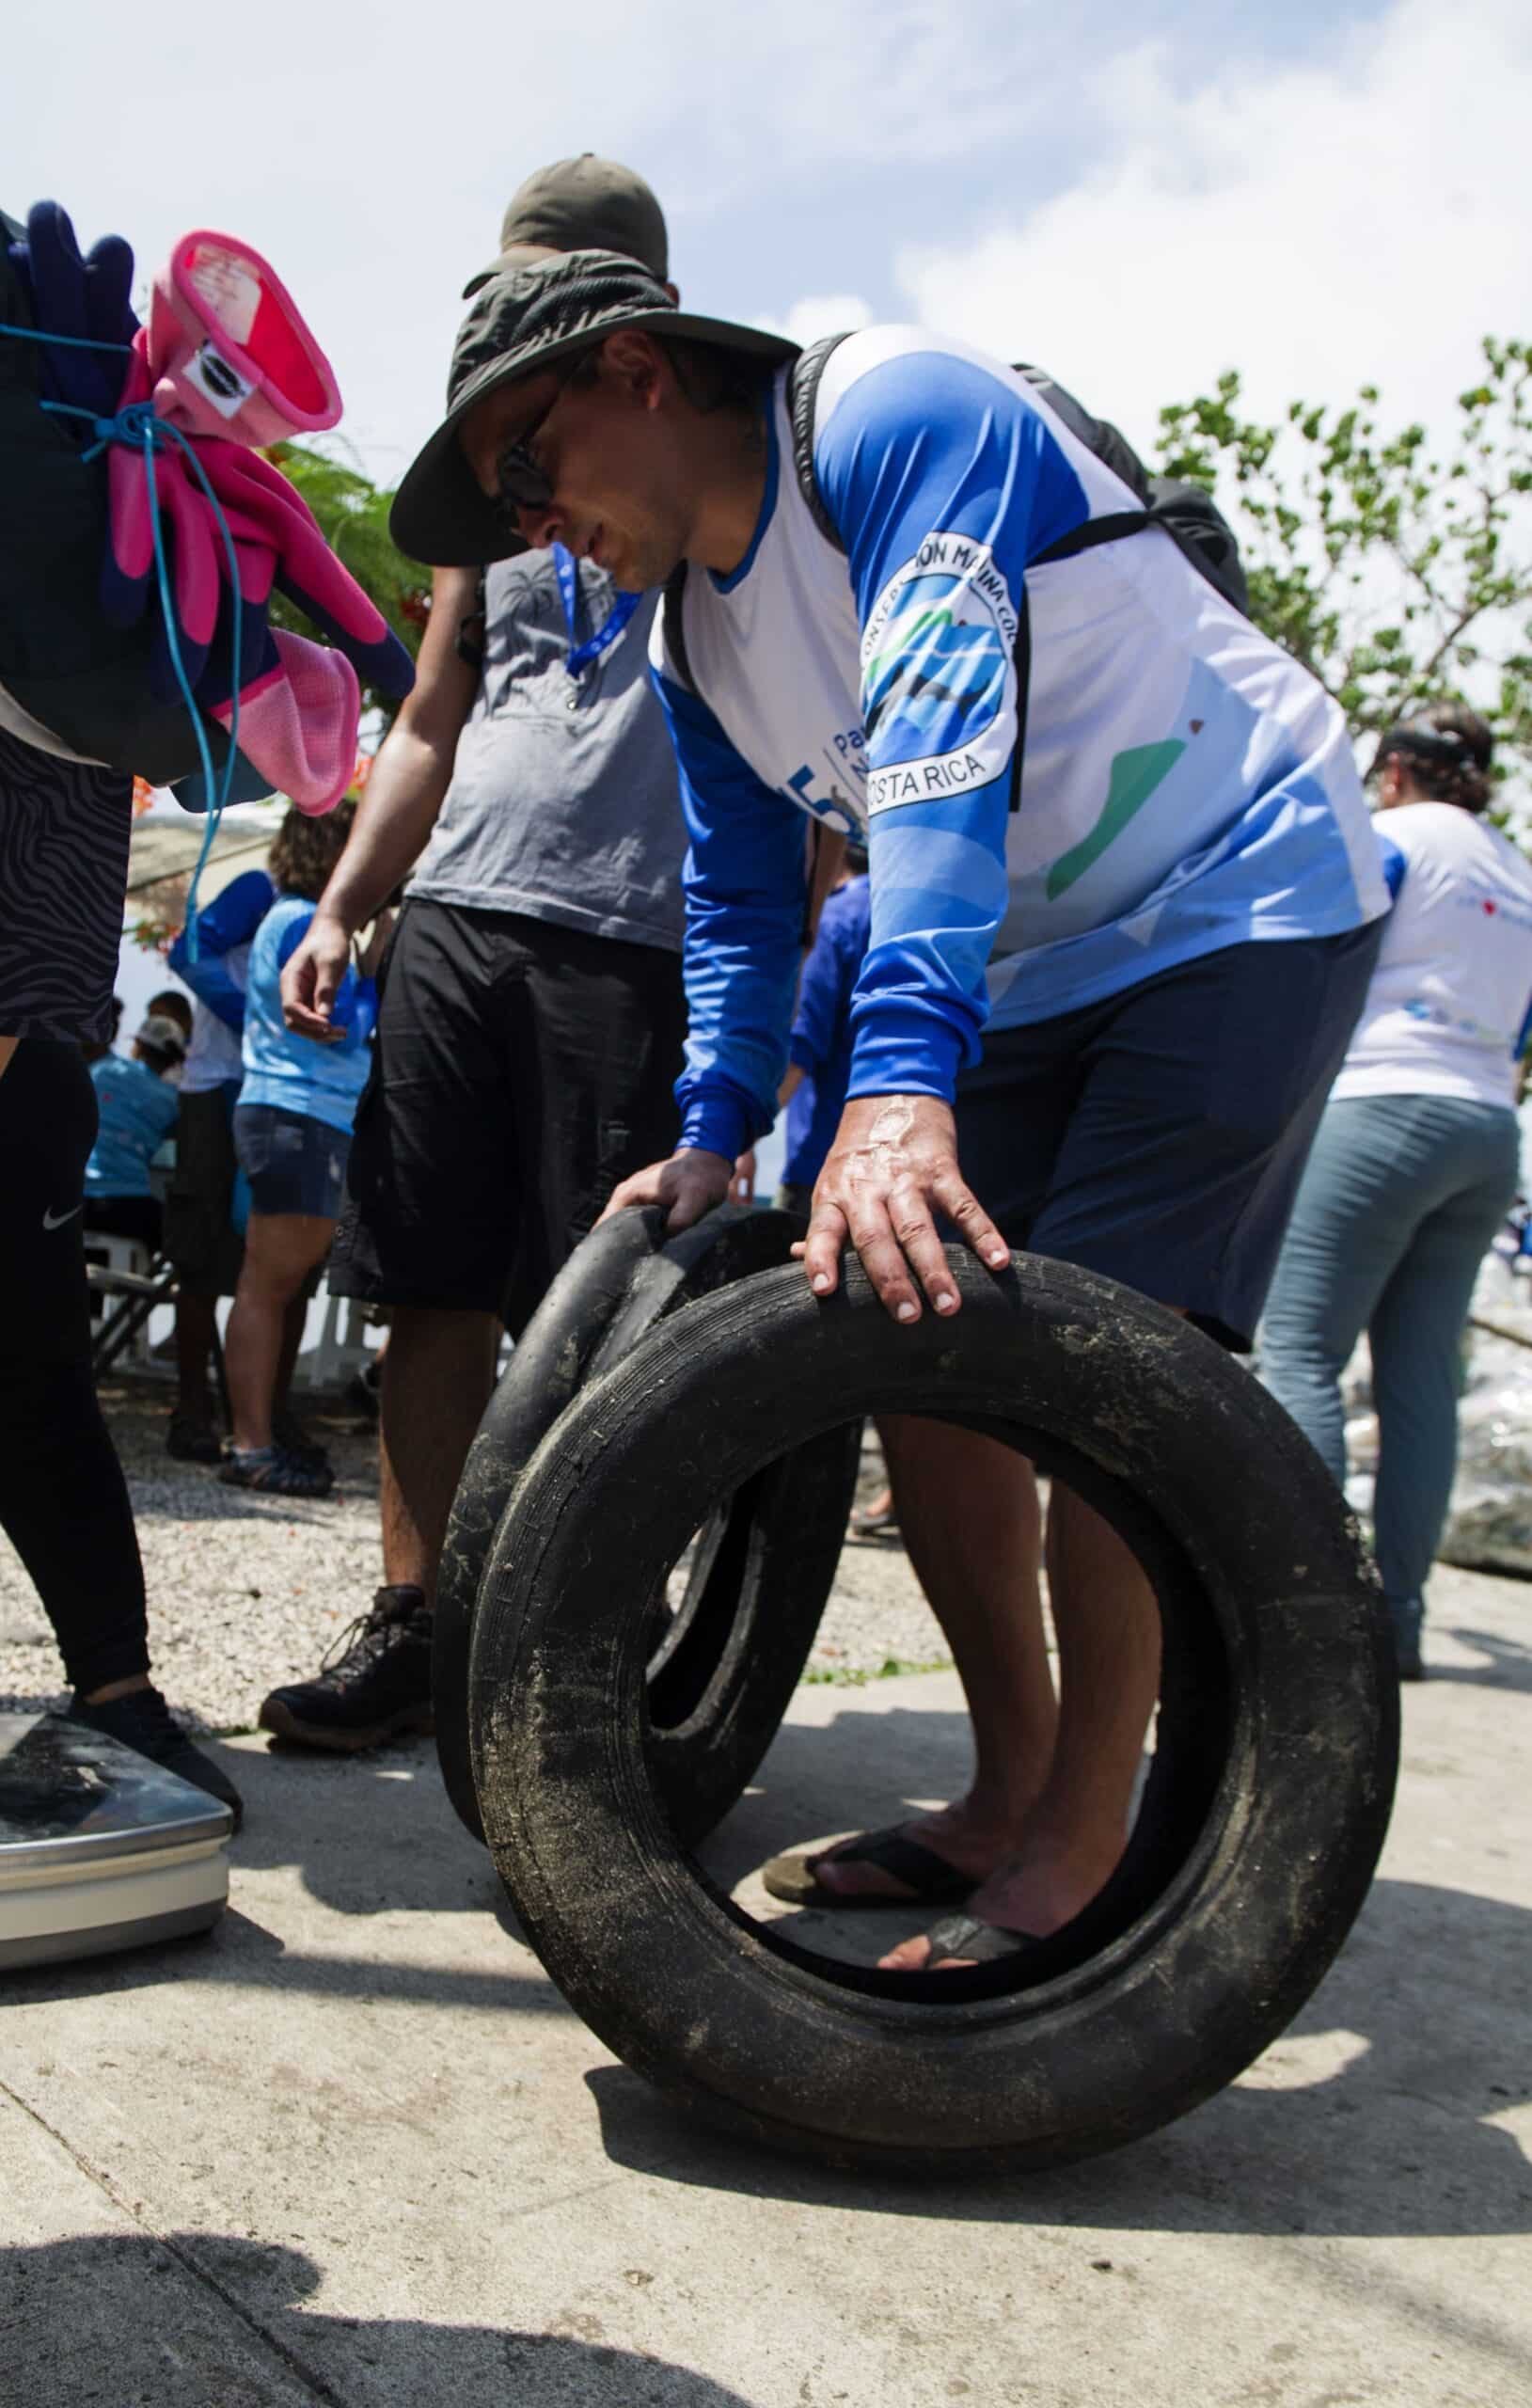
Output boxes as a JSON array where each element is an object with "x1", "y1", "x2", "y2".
[
  {"x1": 469, "y1": 1248, "x2": 1398, "y2": 2177},
  {"x1": 434, "y1": 1205, "x2": 860, "y2": 1845}
]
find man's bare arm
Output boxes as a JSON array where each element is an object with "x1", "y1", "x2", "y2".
[{"x1": 282, "y1": 565, "x2": 480, "y2": 1037}]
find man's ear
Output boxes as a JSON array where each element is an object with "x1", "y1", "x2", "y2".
[{"x1": 601, "y1": 328, "x2": 670, "y2": 410}]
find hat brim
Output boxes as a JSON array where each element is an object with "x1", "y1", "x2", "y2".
[{"x1": 389, "y1": 308, "x2": 798, "y2": 569}]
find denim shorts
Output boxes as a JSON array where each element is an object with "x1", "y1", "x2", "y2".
[
  {"x1": 954, "y1": 925, "x2": 1384, "y2": 1351},
  {"x1": 233, "y1": 1104, "x2": 352, "y2": 1220}
]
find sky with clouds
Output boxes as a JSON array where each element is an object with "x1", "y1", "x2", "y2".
[{"x1": 6, "y1": 0, "x2": 1525, "y2": 491}]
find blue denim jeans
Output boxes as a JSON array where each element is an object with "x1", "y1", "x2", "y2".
[{"x1": 1260, "y1": 1093, "x2": 1521, "y2": 1642}]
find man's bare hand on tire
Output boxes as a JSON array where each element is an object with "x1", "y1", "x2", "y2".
[
  {"x1": 600, "y1": 1147, "x2": 734, "y2": 1235},
  {"x1": 797, "y1": 1094, "x2": 1009, "y2": 1323}
]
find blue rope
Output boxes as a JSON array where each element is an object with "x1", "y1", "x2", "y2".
[
  {"x1": 36, "y1": 396, "x2": 245, "y2": 963},
  {"x1": 0, "y1": 318, "x2": 132, "y2": 352}
]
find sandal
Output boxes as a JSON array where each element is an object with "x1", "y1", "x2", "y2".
[
  {"x1": 847, "y1": 1501, "x2": 900, "y2": 1544},
  {"x1": 908, "y1": 1911, "x2": 1039, "y2": 1968},
  {"x1": 762, "y1": 1822, "x2": 976, "y2": 1909},
  {"x1": 220, "y1": 1445, "x2": 334, "y2": 1499}
]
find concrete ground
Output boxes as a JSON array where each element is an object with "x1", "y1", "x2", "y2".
[{"x1": 2, "y1": 1562, "x2": 1528, "y2": 2408}]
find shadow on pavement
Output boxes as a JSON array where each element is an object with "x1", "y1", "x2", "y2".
[
  {"x1": 585, "y1": 1873, "x2": 1532, "y2": 2243},
  {"x1": 1429, "y1": 1620, "x2": 1532, "y2": 1690},
  {"x1": 7, "y1": 2232, "x2": 751, "y2": 2405}
]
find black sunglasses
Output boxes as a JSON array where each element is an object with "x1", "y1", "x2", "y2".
[{"x1": 493, "y1": 356, "x2": 585, "y2": 517}]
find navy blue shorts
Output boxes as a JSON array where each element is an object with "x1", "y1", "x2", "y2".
[
  {"x1": 233, "y1": 1105, "x2": 352, "y2": 1221},
  {"x1": 954, "y1": 925, "x2": 1383, "y2": 1351}
]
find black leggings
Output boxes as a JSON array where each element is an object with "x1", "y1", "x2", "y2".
[{"x1": 0, "y1": 1039, "x2": 150, "y2": 1693}]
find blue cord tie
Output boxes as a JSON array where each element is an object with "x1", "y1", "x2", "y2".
[
  {"x1": 1, "y1": 316, "x2": 245, "y2": 958},
  {"x1": 0, "y1": 318, "x2": 132, "y2": 352},
  {"x1": 34, "y1": 392, "x2": 245, "y2": 962}
]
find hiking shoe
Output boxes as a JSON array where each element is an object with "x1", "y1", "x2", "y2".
[
  {"x1": 166, "y1": 1409, "x2": 225, "y2": 1465},
  {"x1": 272, "y1": 1404, "x2": 332, "y2": 1470},
  {"x1": 259, "y1": 1587, "x2": 434, "y2": 1752},
  {"x1": 221, "y1": 1445, "x2": 334, "y2": 1498},
  {"x1": 68, "y1": 1685, "x2": 244, "y2": 1830}
]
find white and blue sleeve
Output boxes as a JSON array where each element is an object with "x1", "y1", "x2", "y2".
[
  {"x1": 813, "y1": 345, "x2": 1089, "y2": 1100},
  {"x1": 653, "y1": 667, "x2": 808, "y2": 1164}
]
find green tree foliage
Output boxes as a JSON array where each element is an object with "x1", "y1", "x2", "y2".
[
  {"x1": 1155, "y1": 338, "x2": 1532, "y2": 805},
  {"x1": 265, "y1": 441, "x2": 430, "y2": 721}
]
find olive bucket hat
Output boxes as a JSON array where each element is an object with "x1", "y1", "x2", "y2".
[
  {"x1": 389, "y1": 248, "x2": 798, "y2": 568},
  {"x1": 461, "y1": 153, "x2": 670, "y2": 298}
]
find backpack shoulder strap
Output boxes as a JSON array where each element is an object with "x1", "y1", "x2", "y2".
[
  {"x1": 789, "y1": 333, "x2": 854, "y2": 553},
  {"x1": 663, "y1": 331, "x2": 854, "y2": 701},
  {"x1": 661, "y1": 562, "x2": 694, "y2": 697},
  {"x1": 1031, "y1": 509, "x2": 1153, "y2": 570}
]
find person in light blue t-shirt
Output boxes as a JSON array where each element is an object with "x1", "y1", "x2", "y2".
[
  {"x1": 83, "y1": 1012, "x2": 186, "y2": 1251},
  {"x1": 220, "y1": 804, "x2": 390, "y2": 1498}
]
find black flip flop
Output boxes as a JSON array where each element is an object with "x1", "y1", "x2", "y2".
[
  {"x1": 761, "y1": 1823, "x2": 976, "y2": 1909},
  {"x1": 914, "y1": 1910, "x2": 1038, "y2": 1967}
]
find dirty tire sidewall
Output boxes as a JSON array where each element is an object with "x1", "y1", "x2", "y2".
[{"x1": 470, "y1": 1252, "x2": 1398, "y2": 2175}]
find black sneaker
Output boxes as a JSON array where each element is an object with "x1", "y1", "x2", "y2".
[
  {"x1": 68, "y1": 1685, "x2": 244, "y2": 1830},
  {"x1": 259, "y1": 1587, "x2": 434, "y2": 1752}
]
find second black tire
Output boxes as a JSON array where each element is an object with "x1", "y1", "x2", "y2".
[{"x1": 434, "y1": 1205, "x2": 861, "y2": 1845}]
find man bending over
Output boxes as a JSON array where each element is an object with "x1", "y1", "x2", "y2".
[{"x1": 392, "y1": 256, "x2": 1389, "y2": 1968}]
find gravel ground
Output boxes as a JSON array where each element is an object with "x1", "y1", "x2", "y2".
[{"x1": 0, "y1": 1380, "x2": 947, "y2": 1735}]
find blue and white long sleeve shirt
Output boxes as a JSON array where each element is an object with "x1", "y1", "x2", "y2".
[{"x1": 651, "y1": 329, "x2": 1390, "y2": 1164}]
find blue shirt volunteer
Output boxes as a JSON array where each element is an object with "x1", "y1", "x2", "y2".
[{"x1": 240, "y1": 895, "x2": 377, "y2": 1134}]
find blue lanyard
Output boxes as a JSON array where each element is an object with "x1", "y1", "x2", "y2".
[{"x1": 553, "y1": 541, "x2": 640, "y2": 678}]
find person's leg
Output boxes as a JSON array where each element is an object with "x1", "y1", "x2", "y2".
[
  {"x1": 875, "y1": 929, "x2": 1382, "y2": 1965},
  {"x1": 812, "y1": 1419, "x2": 1055, "y2": 1903},
  {"x1": 174, "y1": 1292, "x2": 221, "y2": 1416},
  {"x1": 261, "y1": 905, "x2": 525, "y2": 1748},
  {"x1": 0, "y1": 1353, "x2": 150, "y2": 1696},
  {"x1": 0, "y1": 1042, "x2": 150, "y2": 1697},
  {"x1": 0, "y1": 1040, "x2": 239, "y2": 1816},
  {"x1": 224, "y1": 1212, "x2": 335, "y2": 1452},
  {"x1": 166, "y1": 1085, "x2": 243, "y2": 1438},
  {"x1": 1365, "y1": 1102, "x2": 1522, "y2": 1665},
  {"x1": 379, "y1": 1306, "x2": 501, "y2": 1595},
  {"x1": 1258, "y1": 1100, "x2": 1430, "y2": 1485},
  {"x1": 274, "y1": 1292, "x2": 308, "y2": 1407},
  {"x1": 799, "y1": 1022, "x2": 1074, "y2": 1906},
  {"x1": 500, "y1": 920, "x2": 687, "y2": 1334}
]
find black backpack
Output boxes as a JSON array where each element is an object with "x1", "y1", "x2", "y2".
[{"x1": 665, "y1": 333, "x2": 1249, "y2": 812}]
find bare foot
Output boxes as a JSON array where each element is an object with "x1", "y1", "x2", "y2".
[
  {"x1": 809, "y1": 1798, "x2": 1030, "y2": 1903},
  {"x1": 876, "y1": 1830, "x2": 1125, "y2": 1970}
]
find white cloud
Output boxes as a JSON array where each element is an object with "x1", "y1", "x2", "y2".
[
  {"x1": 894, "y1": 0, "x2": 1532, "y2": 456},
  {"x1": 763, "y1": 294, "x2": 876, "y2": 344},
  {"x1": 1, "y1": 0, "x2": 1075, "y2": 481}
]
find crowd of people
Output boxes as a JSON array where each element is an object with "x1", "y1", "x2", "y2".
[{"x1": 2, "y1": 155, "x2": 1528, "y2": 1972}]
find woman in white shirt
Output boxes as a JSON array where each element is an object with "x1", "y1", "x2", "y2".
[{"x1": 1262, "y1": 705, "x2": 1530, "y2": 1678}]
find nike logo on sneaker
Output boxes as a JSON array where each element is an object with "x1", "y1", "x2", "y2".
[{"x1": 42, "y1": 1202, "x2": 83, "y2": 1229}]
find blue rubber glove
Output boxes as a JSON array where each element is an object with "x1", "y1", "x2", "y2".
[{"x1": 9, "y1": 200, "x2": 136, "y2": 420}]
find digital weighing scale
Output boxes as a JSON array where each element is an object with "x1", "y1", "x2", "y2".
[{"x1": 0, "y1": 1712, "x2": 231, "y2": 1972}]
